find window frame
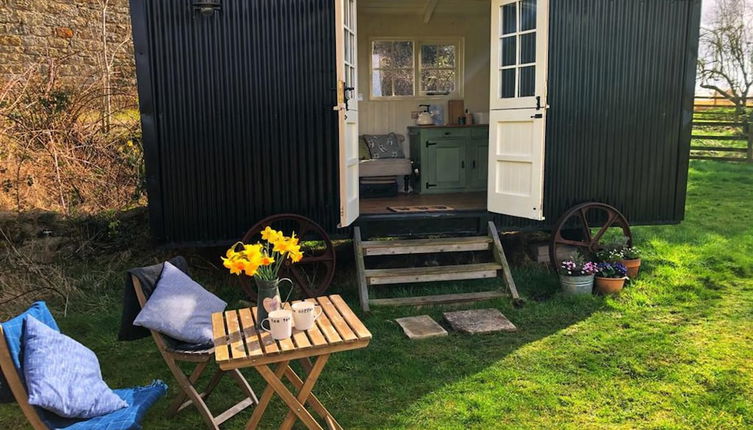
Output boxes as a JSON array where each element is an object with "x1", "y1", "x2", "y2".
[{"x1": 369, "y1": 36, "x2": 464, "y2": 101}]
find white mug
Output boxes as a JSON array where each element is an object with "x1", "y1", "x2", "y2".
[
  {"x1": 261, "y1": 309, "x2": 292, "y2": 340},
  {"x1": 291, "y1": 302, "x2": 322, "y2": 331}
]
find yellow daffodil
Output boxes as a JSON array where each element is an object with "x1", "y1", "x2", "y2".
[
  {"x1": 261, "y1": 226, "x2": 281, "y2": 243},
  {"x1": 222, "y1": 226, "x2": 304, "y2": 280},
  {"x1": 223, "y1": 257, "x2": 246, "y2": 275}
]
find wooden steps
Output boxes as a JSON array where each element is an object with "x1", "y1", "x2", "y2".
[{"x1": 354, "y1": 221, "x2": 520, "y2": 311}]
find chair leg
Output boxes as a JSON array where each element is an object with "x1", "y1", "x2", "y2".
[
  {"x1": 201, "y1": 368, "x2": 225, "y2": 403},
  {"x1": 167, "y1": 360, "x2": 209, "y2": 417},
  {"x1": 164, "y1": 358, "x2": 220, "y2": 430}
]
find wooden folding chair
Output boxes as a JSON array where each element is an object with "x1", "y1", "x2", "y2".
[
  {"x1": 0, "y1": 301, "x2": 167, "y2": 430},
  {"x1": 132, "y1": 276, "x2": 258, "y2": 429}
]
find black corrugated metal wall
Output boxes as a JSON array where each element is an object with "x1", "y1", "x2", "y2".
[
  {"x1": 131, "y1": 0, "x2": 339, "y2": 245},
  {"x1": 529, "y1": 0, "x2": 699, "y2": 228}
]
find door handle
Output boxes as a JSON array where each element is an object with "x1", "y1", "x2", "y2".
[
  {"x1": 425, "y1": 141, "x2": 437, "y2": 147},
  {"x1": 461, "y1": 161, "x2": 465, "y2": 169},
  {"x1": 472, "y1": 160, "x2": 476, "y2": 169},
  {"x1": 530, "y1": 113, "x2": 543, "y2": 119},
  {"x1": 426, "y1": 182, "x2": 437, "y2": 189},
  {"x1": 536, "y1": 96, "x2": 541, "y2": 110}
]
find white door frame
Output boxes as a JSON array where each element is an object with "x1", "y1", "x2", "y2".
[
  {"x1": 335, "y1": 0, "x2": 359, "y2": 227},
  {"x1": 487, "y1": 0, "x2": 549, "y2": 221}
]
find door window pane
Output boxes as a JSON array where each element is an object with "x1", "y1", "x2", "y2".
[
  {"x1": 501, "y1": 68, "x2": 516, "y2": 98},
  {"x1": 520, "y1": 33, "x2": 535, "y2": 64},
  {"x1": 501, "y1": 36, "x2": 516, "y2": 67},
  {"x1": 520, "y1": 0, "x2": 536, "y2": 31},
  {"x1": 502, "y1": 4, "x2": 517, "y2": 35},
  {"x1": 519, "y1": 65, "x2": 535, "y2": 97}
]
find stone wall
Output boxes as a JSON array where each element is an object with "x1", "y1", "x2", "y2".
[{"x1": 0, "y1": 0, "x2": 135, "y2": 91}]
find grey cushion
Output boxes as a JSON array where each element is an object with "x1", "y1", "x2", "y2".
[
  {"x1": 362, "y1": 133, "x2": 405, "y2": 159},
  {"x1": 23, "y1": 316, "x2": 128, "y2": 418},
  {"x1": 133, "y1": 262, "x2": 227, "y2": 345}
]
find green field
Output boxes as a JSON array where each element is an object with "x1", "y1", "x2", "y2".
[{"x1": 2, "y1": 160, "x2": 752, "y2": 429}]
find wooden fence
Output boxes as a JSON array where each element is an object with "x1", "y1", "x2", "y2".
[{"x1": 691, "y1": 96, "x2": 752, "y2": 162}]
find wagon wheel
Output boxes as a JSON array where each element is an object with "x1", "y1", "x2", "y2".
[
  {"x1": 240, "y1": 214, "x2": 336, "y2": 299},
  {"x1": 549, "y1": 202, "x2": 632, "y2": 268}
]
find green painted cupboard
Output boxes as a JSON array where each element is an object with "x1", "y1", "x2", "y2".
[{"x1": 408, "y1": 125, "x2": 489, "y2": 194}]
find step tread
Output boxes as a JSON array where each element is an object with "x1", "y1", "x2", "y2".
[
  {"x1": 365, "y1": 263, "x2": 501, "y2": 278},
  {"x1": 369, "y1": 291, "x2": 507, "y2": 307},
  {"x1": 361, "y1": 236, "x2": 492, "y2": 248}
]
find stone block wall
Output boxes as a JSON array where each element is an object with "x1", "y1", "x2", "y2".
[{"x1": 0, "y1": 0, "x2": 135, "y2": 92}]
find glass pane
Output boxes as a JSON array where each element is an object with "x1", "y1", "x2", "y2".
[
  {"x1": 349, "y1": 33, "x2": 355, "y2": 63},
  {"x1": 520, "y1": 0, "x2": 536, "y2": 31},
  {"x1": 501, "y1": 36, "x2": 516, "y2": 67},
  {"x1": 519, "y1": 65, "x2": 535, "y2": 97},
  {"x1": 502, "y1": 3, "x2": 517, "y2": 35},
  {"x1": 372, "y1": 41, "x2": 413, "y2": 68},
  {"x1": 393, "y1": 71, "x2": 414, "y2": 95},
  {"x1": 393, "y1": 41, "x2": 414, "y2": 68},
  {"x1": 345, "y1": 30, "x2": 351, "y2": 63},
  {"x1": 372, "y1": 41, "x2": 393, "y2": 68},
  {"x1": 372, "y1": 69, "x2": 388, "y2": 96},
  {"x1": 348, "y1": 0, "x2": 355, "y2": 28},
  {"x1": 421, "y1": 69, "x2": 455, "y2": 93},
  {"x1": 520, "y1": 33, "x2": 535, "y2": 64},
  {"x1": 421, "y1": 44, "x2": 456, "y2": 68},
  {"x1": 501, "y1": 68, "x2": 515, "y2": 98}
]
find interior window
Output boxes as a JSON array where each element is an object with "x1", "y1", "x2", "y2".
[
  {"x1": 419, "y1": 43, "x2": 457, "y2": 95},
  {"x1": 371, "y1": 39, "x2": 462, "y2": 99},
  {"x1": 371, "y1": 40, "x2": 415, "y2": 97}
]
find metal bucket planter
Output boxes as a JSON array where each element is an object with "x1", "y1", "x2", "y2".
[
  {"x1": 620, "y1": 258, "x2": 641, "y2": 278},
  {"x1": 559, "y1": 274, "x2": 595, "y2": 295},
  {"x1": 594, "y1": 277, "x2": 626, "y2": 295}
]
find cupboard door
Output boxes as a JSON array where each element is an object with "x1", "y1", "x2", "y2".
[
  {"x1": 425, "y1": 140, "x2": 466, "y2": 193},
  {"x1": 468, "y1": 139, "x2": 489, "y2": 190}
]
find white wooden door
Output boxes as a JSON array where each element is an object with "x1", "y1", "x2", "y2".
[
  {"x1": 487, "y1": 0, "x2": 548, "y2": 221},
  {"x1": 336, "y1": 0, "x2": 359, "y2": 227}
]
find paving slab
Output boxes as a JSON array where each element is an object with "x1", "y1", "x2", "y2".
[
  {"x1": 395, "y1": 315, "x2": 448, "y2": 339},
  {"x1": 443, "y1": 308, "x2": 517, "y2": 334}
]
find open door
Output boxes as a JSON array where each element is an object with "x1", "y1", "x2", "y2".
[
  {"x1": 336, "y1": 0, "x2": 359, "y2": 227},
  {"x1": 487, "y1": 0, "x2": 548, "y2": 221}
]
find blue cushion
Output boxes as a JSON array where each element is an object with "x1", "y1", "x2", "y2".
[
  {"x1": 23, "y1": 316, "x2": 128, "y2": 418},
  {"x1": 1, "y1": 301, "x2": 60, "y2": 372},
  {"x1": 133, "y1": 262, "x2": 227, "y2": 344},
  {"x1": 40, "y1": 380, "x2": 167, "y2": 430}
]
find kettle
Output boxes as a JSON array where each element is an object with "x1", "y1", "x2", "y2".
[{"x1": 416, "y1": 104, "x2": 434, "y2": 126}]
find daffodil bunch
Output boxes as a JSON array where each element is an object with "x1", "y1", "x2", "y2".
[{"x1": 222, "y1": 226, "x2": 303, "y2": 280}]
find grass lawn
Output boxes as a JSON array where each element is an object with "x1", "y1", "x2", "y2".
[{"x1": 2, "y1": 160, "x2": 753, "y2": 429}]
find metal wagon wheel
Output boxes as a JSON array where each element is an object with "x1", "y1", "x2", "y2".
[
  {"x1": 549, "y1": 202, "x2": 632, "y2": 268},
  {"x1": 240, "y1": 214, "x2": 336, "y2": 299}
]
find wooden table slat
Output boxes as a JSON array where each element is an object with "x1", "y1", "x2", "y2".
[
  {"x1": 306, "y1": 298, "x2": 343, "y2": 344},
  {"x1": 225, "y1": 310, "x2": 247, "y2": 359},
  {"x1": 251, "y1": 307, "x2": 280, "y2": 354},
  {"x1": 317, "y1": 297, "x2": 357, "y2": 342},
  {"x1": 282, "y1": 303, "x2": 312, "y2": 349},
  {"x1": 238, "y1": 308, "x2": 264, "y2": 357},
  {"x1": 211, "y1": 312, "x2": 230, "y2": 362},
  {"x1": 329, "y1": 295, "x2": 372, "y2": 340}
]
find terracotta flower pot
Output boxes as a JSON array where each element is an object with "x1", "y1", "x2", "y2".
[
  {"x1": 620, "y1": 258, "x2": 641, "y2": 278},
  {"x1": 594, "y1": 276, "x2": 626, "y2": 295}
]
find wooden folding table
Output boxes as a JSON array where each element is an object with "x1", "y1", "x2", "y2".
[{"x1": 211, "y1": 295, "x2": 371, "y2": 430}]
